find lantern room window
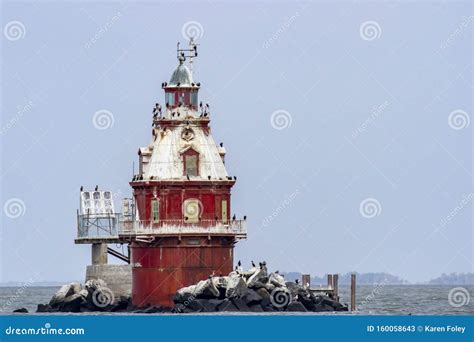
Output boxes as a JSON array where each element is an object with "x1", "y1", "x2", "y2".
[{"x1": 166, "y1": 92, "x2": 175, "y2": 106}]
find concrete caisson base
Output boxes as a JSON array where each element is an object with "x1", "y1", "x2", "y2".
[{"x1": 85, "y1": 264, "x2": 132, "y2": 300}]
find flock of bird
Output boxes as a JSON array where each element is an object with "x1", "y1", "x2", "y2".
[
  {"x1": 161, "y1": 82, "x2": 201, "y2": 88},
  {"x1": 79, "y1": 185, "x2": 99, "y2": 192},
  {"x1": 151, "y1": 101, "x2": 210, "y2": 123}
]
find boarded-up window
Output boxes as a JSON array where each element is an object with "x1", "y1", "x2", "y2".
[
  {"x1": 221, "y1": 200, "x2": 228, "y2": 223},
  {"x1": 151, "y1": 199, "x2": 159, "y2": 223},
  {"x1": 185, "y1": 155, "x2": 198, "y2": 176}
]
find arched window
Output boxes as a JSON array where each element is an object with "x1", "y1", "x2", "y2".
[{"x1": 182, "y1": 148, "x2": 199, "y2": 177}]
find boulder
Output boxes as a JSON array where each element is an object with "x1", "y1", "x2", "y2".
[
  {"x1": 269, "y1": 273, "x2": 286, "y2": 287},
  {"x1": 60, "y1": 293, "x2": 85, "y2": 313},
  {"x1": 246, "y1": 268, "x2": 268, "y2": 288},
  {"x1": 186, "y1": 300, "x2": 205, "y2": 312},
  {"x1": 248, "y1": 304, "x2": 264, "y2": 312},
  {"x1": 109, "y1": 296, "x2": 130, "y2": 312},
  {"x1": 217, "y1": 299, "x2": 239, "y2": 312},
  {"x1": 36, "y1": 304, "x2": 50, "y2": 313},
  {"x1": 49, "y1": 282, "x2": 81, "y2": 308},
  {"x1": 174, "y1": 285, "x2": 197, "y2": 303},
  {"x1": 231, "y1": 297, "x2": 250, "y2": 311},
  {"x1": 194, "y1": 279, "x2": 219, "y2": 299},
  {"x1": 225, "y1": 275, "x2": 247, "y2": 298},
  {"x1": 240, "y1": 288, "x2": 263, "y2": 306},
  {"x1": 13, "y1": 308, "x2": 28, "y2": 313},
  {"x1": 212, "y1": 277, "x2": 228, "y2": 298},
  {"x1": 194, "y1": 299, "x2": 221, "y2": 312},
  {"x1": 298, "y1": 293, "x2": 316, "y2": 311},
  {"x1": 255, "y1": 288, "x2": 271, "y2": 307},
  {"x1": 264, "y1": 283, "x2": 276, "y2": 292},
  {"x1": 286, "y1": 301, "x2": 307, "y2": 312},
  {"x1": 250, "y1": 281, "x2": 267, "y2": 290}
]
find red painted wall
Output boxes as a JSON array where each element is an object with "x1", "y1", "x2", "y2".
[
  {"x1": 131, "y1": 237, "x2": 234, "y2": 307},
  {"x1": 131, "y1": 182, "x2": 232, "y2": 224}
]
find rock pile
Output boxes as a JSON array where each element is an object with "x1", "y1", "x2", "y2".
[
  {"x1": 34, "y1": 263, "x2": 347, "y2": 314},
  {"x1": 173, "y1": 262, "x2": 348, "y2": 313},
  {"x1": 36, "y1": 279, "x2": 131, "y2": 313}
]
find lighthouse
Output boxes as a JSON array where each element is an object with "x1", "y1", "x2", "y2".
[{"x1": 75, "y1": 39, "x2": 246, "y2": 307}]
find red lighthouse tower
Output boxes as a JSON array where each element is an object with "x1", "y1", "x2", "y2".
[{"x1": 124, "y1": 40, "x2": 246, "y2": 307}]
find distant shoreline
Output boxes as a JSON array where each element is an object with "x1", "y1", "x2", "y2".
[{"x1": 1, "y1": 272, "x2": 473, "y2": 287}]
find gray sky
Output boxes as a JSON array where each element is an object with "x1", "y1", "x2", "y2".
[{"x1": 1, "y1": 1, "x2": 472, "y2": 284}]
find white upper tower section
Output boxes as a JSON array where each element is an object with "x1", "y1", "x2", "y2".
[{"x1": 135, "y1": 40, "x2": 230, "y2": 182}]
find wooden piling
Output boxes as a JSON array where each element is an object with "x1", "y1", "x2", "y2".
[
  {"x1": 351, "y1": 273, "x2": 356, "y2": 311},
  {"x1": 327, "y1": 274, "x2": 334, "y2": 289},
  {"x1": 302, "y1": 274, "x2": 311, "y2": 289},
  {"x1": 333, "y1": 274, "x2": 339, "y2": 301}
]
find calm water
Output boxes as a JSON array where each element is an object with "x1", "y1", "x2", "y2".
[{"x1": 0, "y1": 285, "x2": 472, "y2": 315}]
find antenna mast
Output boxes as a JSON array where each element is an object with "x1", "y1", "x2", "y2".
[{"x1": 176, "y1": 38, "x2": 199, "y2": 74}]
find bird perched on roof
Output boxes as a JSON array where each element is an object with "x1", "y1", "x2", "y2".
[
  {"x1": 80, "y1": 186, "x2": 83, "y2": 191},
  {"x1": 95, "y1": 185, "x2": 98, "y2": 191},
  {"x1": 232, "y1": 214, "x2": 236, "y2": 221},
  {"x1": 251, "y1": 260, "x2": 256, "y2": 267},
  {"x1": 186, "y1": 174, "x2": 190, "y2": 180},
  {"x1": 199, "y1": 101, "x2": 202, "y2": 108},
  {"x1": 295, "y1": 279, "x2": 299, "y2": 284},
  {"x1": 234, "y1": 176, "x2": 237, "y2": 180},
  {"x1": 219, "y1": 142, "x2": 223, "y2": 147},
  {"x1": 244, "y1": 215, "x2": 247, "y2": 220},
  {"x1": 176, "y1": 82, "x2": 181, "y2": 86},
  {"x1": 207, "y1": 175, "x2": 211, "y2": 180}
]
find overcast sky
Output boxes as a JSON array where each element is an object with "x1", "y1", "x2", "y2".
[{"x1": 1, "y1": 1, "x2": 472, "y2": 283}]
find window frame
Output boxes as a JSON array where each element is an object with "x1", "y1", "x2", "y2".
[
  {"x1": 182, "y1": 148, "x2": 199, "y2": 177},
  {"x1": 151, "y1": 199, "x2": 159, "y2": 223}
]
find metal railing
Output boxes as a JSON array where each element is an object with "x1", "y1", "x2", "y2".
[
  {"x1": 119, "y1": 219, "x2": 247, "y2": 237},
  {"x1": 77, "y1": 214, "x2": 246, "y2": 239},
  {"x1": 77, "y1": 213, "x2": 120, "y2": 238}
]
